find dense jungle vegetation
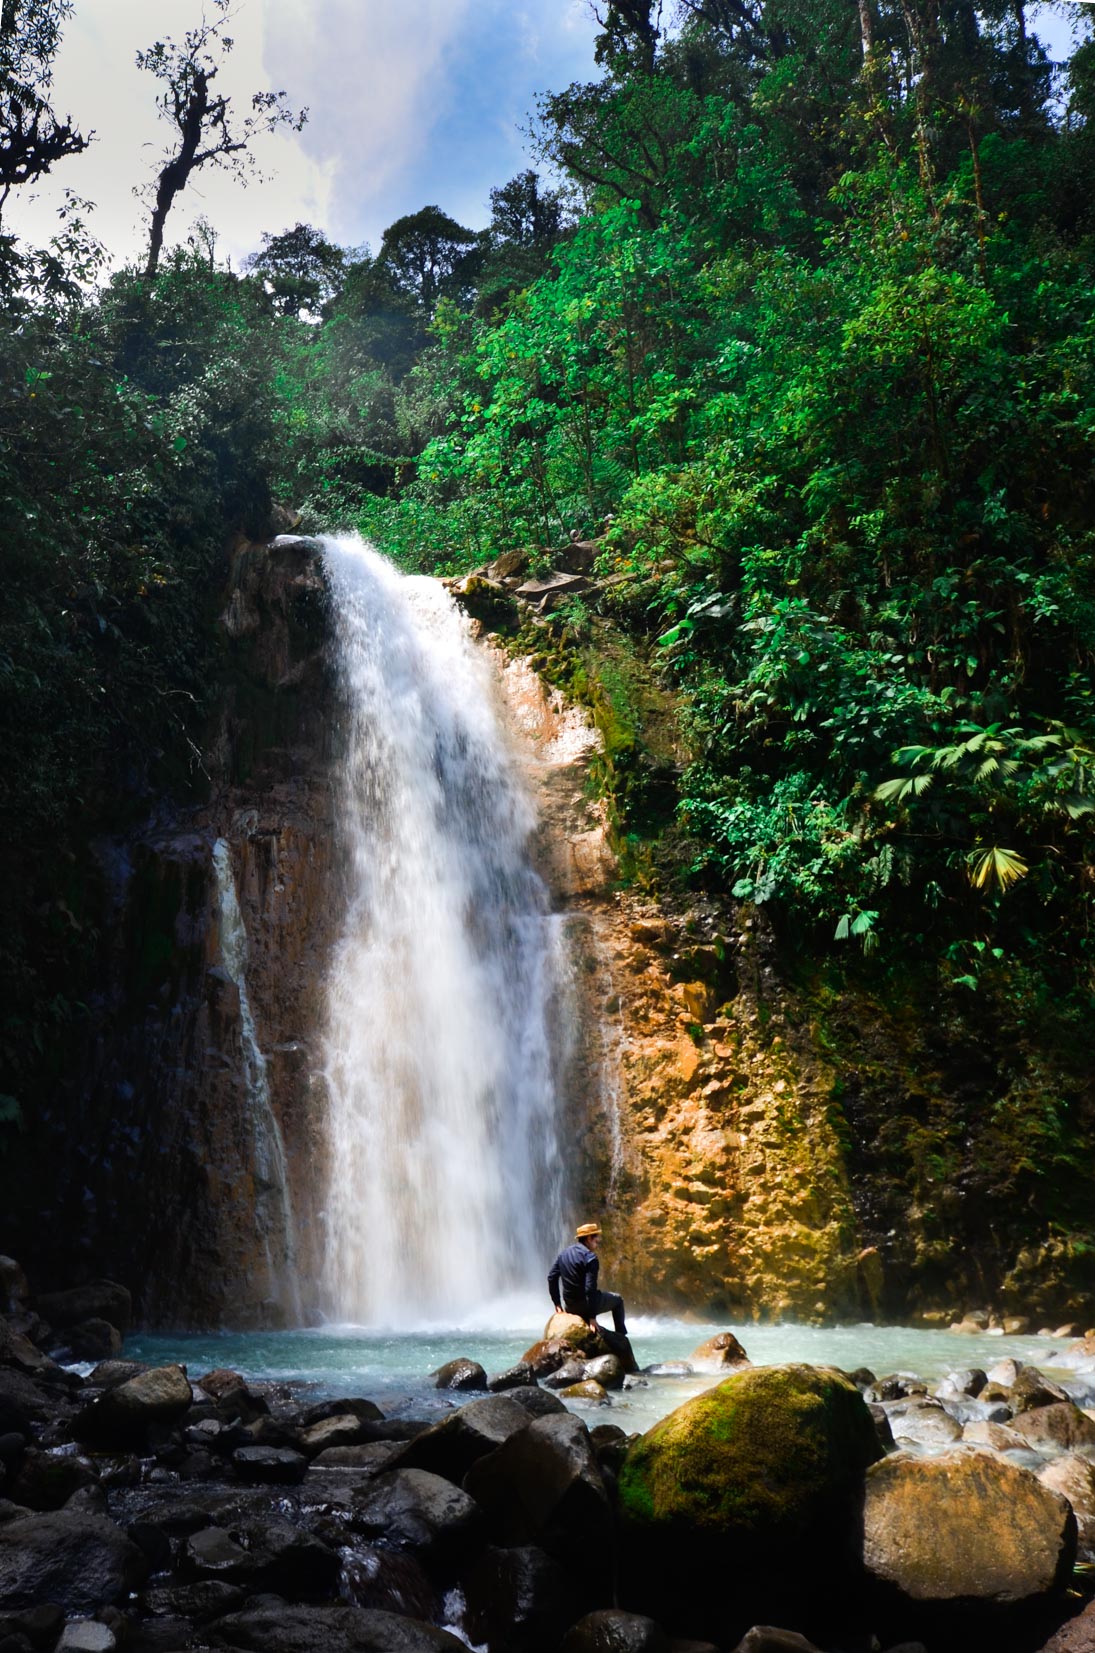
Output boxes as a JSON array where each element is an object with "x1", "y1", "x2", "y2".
[{"x1": 4, "y1": 0, "x2": 1095, "y2": 1139}]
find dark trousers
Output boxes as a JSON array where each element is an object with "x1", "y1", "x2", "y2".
[{"x1": 566, "y1": 1288, "x2": 627, "y2": 1336}]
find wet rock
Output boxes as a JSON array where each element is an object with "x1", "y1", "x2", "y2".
[
  {"x1": 300, "y1": 1415, "x2": 376, "y2": 1456},
  {"x1": 616, "y1": 1364, "x2": 882, "y2": 1636},
  {"x1": 934, "y1": 1369, "x2": 987, "y2": 1400},
  {"x1": 504, "y1": 1386, "x2": 568, "y2": 1420},
  {"x1": 76, "y1": 1366, "x2": 192, "y2": 1447},
  {"x1": 311, "y1": 1443, "x2": 399, "y2": 1473},
  {"x1": 1012, "y1": 1404, "x2": 1095, "y2": 1453},
  {"x1": 386, "y1": 1395, "x2": 530, "y2": 1485},
  {"x1": 87, "y1": 1363, "x2": 147, "y2": 1390},
  {"x1": 66, "y1": 1323, "x2": 122, "y2": 1363},
  {"x1": 487, "y1": 1363, "x2": 533, "y2": 1393},
  {"x1": 543, "y1": 1361, "x2": 589, "y2": 1391},
  {"x1": 232, "y1": 1445, "x2": 307, "y2": 1485},
  {"x1": 0, "y1": 1511, "x2": 146, "y2": 1611},
  {"x1": 56, "y1": 1623, "x2": 116, "y2": 1653},
  {"x1": 38, "y1": 1284, "x2": 131, "y2": 1337},
  {"x1": 860, "y1": 1448, "x2": 1076, "y2": 1604},
  {"x1": 522, "y1": 1339, "x2": 573, "y2": 1380},
  {"x1": 644, "y1": 1363, "x2": 694, "y2": 1379},
  {"x1": 351, "y1": 1469, "x2": 484, "y2": 1565},
  {"x1": 887, "y1": 1400, "x2": 962, "y2": 1449},
  {"x1": 0, "y1": 1325, "x2": 56, "y2": 1380},
  {"x1": 1038, "y1": 1455, "x2": 1095, "y2": 1557},
  {"x1": 583, "y1": 1356, "x2": 625, "y2": 1391},
  {"x1": 298, "y1": 1396, "x2": 382, "y2": 1429},
  {"x1": 0, "y1": 1373, "x2": 54, "y2": 1436},
  {"x1": 987, "y1": 1358, "x2": 1024, "y2": 1388},
  {"x1": 464, "y1": 1412, "x2": 611, "y2": 1568},
  {"x1": 142, "y1": 1580, "x2": 247, "y2": 1624},
  {"x1": 209, "y1": 1604, "x2": 466, "y2": 1653},
  {"x1": 687, "y1": 1333, "x2": 751, "y2": 1375},
  {"x1": 184, "y1": 1526, "x2": 248, "y2": 1578},
  {"x1": 1012, "y1": 1369, "x2": 1072, "y2": 1413},
  {"x1": 867, "y1": 1375, "x2": 927, "y2": 1403},
  {"x1": 962, "y1": 1419, "x2": 1029, "y2": 1453},
  {"x1": 464, "y1": 1545, "x2": 577, "y2": 1653},
  {"x1": 7, "y1": 1450, "x2": 98, "y2": 1512},
  {"x1": 561, "y1": 1609, "x2": 670, "y2": 1653},
  {"x1": 340, "y1": 1545, "x2": 438, "y2": 1619},
  {"x1": 198, "y1": 1372, "x2": 269, "y2": 1424},
  {"x1": 559, "y1": 1381, "x2": 610, "y2": 1404},
  {"x1": 0, "y1": 1604, "x2": 63, "y2": 1648},
  {"x1": 429, "y1": 1359, "x2": 487, "y2": 1393}
]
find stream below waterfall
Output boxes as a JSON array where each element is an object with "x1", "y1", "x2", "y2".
[{"x1": 123, "y1": 1320, "x2": 1070, "y2": 1434}]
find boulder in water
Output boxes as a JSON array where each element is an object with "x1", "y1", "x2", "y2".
[
  {"x1": 1011, "y1": 1368, "x2": 1072, "y2": 1413},
  {"x1": 487, "y1": 1363, "x2": 534, "y2": 1393},
  {"x1": 76, "y1": 1365, "x2": 192, "y2": 1447},
  {"x1": 429, "y1": 1359, "x2": 487, "y2": 1393},
  {"x1": 583, "y1": 1355, "x2": 625, "y2": 1390},
  {"x1": 558, "y1": 1381, "x2": 610, "y2": 1404},
  {"x1": 687, "y1": 1333, "x2": 750, "y2": 1374},
  {"x1": 463, "y1": 1544, "x2": 577, "y2": 1653},
  {"x1": 860, "y1": 1447, "x2": 1076, "y2": 1604},
  {"x1": 616, "y1": 1364, "x2": 882, "y2": 1637}
]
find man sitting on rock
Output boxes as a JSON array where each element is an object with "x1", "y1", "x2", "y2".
[{"x1": 548, "y1": 1222, "x2": 628, "y2": 1336}]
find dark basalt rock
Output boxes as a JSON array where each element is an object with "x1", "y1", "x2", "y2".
[
  {"x1": 76, "y1": 1366, "x2": 192, "y2": 1448},
  {"x1": 385, "y1": 1395, "x2": 530, "y2": 1485},
  {"x1": 429, "y1": 1359, "x2": 487, "y2": 1393},
  {"x1": 561, "y1": 1610, "x2": 671, "y2": 1653},
  {"x1": 0, "y1": 1510, "x2": 147, "y2": 1611},
  {"x1": 208, "y1": 1604, "x2": 467, "y2": 1653},
  {"x1": 38, "y1": 1283, "x2": 132, "y2": 1337},
  {"x1": 7, "y1": 1449, "x2": 98, "y2": 1512},
  {"x1": 487, "y1": 1363, "x2": 533, "y2": 1393},
  {"x1": 231, "y1": 1445, "x2": 308, "y2": 1485},
  {"x1": 503, "y1": 1386, "x2": 568, "y2": 1420},
  {"x1": 66, "y1": 1321, "x2": 122, "y2": 1362},
  {"x1": 463, "y1": 1412, "x2": 611, "y2": 1570},
  {"x1": 464, "y1": 1544, "x2": 577, "y2": 1653},
  {"x1": 142, "y1": 1580, "x2": 248, "y2": 1624},
  {"x1": 299, "y1": 1397, "x2": 383, "y2": 1428},
  {"x1": 351, "y1": 1469, "x2": 484, "y2": 1567}
]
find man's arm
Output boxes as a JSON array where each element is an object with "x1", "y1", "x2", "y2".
[{"x1": 547, "y1": 1257, "x2": 562, "y2": 1311}]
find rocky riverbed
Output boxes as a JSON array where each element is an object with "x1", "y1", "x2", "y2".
[{"x1": 4, "y1": 1261, "x2": 1095, "y2": 1653}]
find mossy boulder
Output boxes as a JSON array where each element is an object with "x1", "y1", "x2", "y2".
[{"x1": 616, "y1": 1363, "x2": 882, "y2": 1638}]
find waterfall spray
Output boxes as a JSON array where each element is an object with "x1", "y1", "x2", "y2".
[
  {"x1": 211, "y1": 838, "x2": 301, "y2": 1320},
  {"x1": 319, "y1": 534, "x2": 567, "y2": 1327}
]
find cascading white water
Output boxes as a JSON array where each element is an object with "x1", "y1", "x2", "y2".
[
  {"x1": 319, "y1": 533, "x2": 567, "y2": 1327},
  {"x1": 211, "y1": 838, "x2": 301, "y2": 1319}
]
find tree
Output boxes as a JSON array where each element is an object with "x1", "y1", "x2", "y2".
[
  {"x1": 136, "y1": 0, "x2": 306, "y2": 279},
  {"x1": 0, "y1": 0, "x2": 88, "y2": 220},
  {"x1": 244, "y1": 222, "x2": 346, "y2": 317},
  {"x1": 376, "y1": 205, "x2": 482, "y2": 311}
]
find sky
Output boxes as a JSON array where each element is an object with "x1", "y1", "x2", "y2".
[
  {"x1": 5, "y1": 1, "x2": 1088, "y2": 276},
  {"x1": 7, "y1": 0, "x2": 601, "y2": 271}
]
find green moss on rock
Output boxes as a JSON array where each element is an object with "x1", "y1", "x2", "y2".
[{"x1": 618, "y1": 1362, "x2": 882, "y2": 1540}]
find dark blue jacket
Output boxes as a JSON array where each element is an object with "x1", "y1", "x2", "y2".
[{"x1": 548, "y1": 1241, "x2": 599, "y2": 1317}]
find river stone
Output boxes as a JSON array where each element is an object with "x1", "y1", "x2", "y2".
[
  {"x1": 311, "y1": 1443, "x2": 399, "y2": 1472},
  {"x1": 300, "y1": 1415, "x2": 375, "y2": 1456},
  {"x1": 1012, "y1": 1403, "x2": 1095, "y2": 1453},
  {"x1": 464, "y1": 1412, "x2": 611, "y2": 1568},
  {"x1": 208, "y1": 1604, "x2": 467, "y2": 1653},
  {"x1": 0, "y1": 1265, "x2": 29, "y2": 1316},
  {"x1": 232, "y1": 1445, "x2": 307, "y2": 1485},
  {"x1": 37, "y1": 1284, "x2": 131, "y2": 1337},
  {"x1": 143, "y1": 1579, "x2": 247, "y2": 1623},
  {"x1": 430, "y1": 1359, "x2": 486, "y2": 1393},
  {"x1": 644, "y1": 1362, "x2": 694, "y2": 1379},
  {"x1": 520, "y1": 1340, "x2": 572, "y2": 1379},
  {"x1": 77, "y1": 1365, "x2": 192, "y2": 1446},
  {"x1": 987, "y1": 1358, "x2": 1024, "y2": 1388},
  {"x1": 616, "y1": 1364, "x2": 882, "y2": 1634},
  {"x1": 889, "y1": 1400, "x2": 962, "y2": 1449},
  {"x1": 199, "y1": 1371, "x2": 269, "y2": 1423},
  {"x1": 87, "y1": 1362, "x2": 148, "y2": 1391},
  {"x1": 66, "y1": 1322, "x2": 122, "y2": 1363},
  {"x1": 487, "y1": 1363, "x2": 534, "y2": 1393},
  {"x1": 730, "y1": 1632, "x2": 825, "y2": 1653},
  {"x1": 299, "y1": 1396, "x2": 383, "y2": 1428},
  {"x1": 559, "y1": 1381, "x2": 610, "y2": 1404},
  {"x1": 7, "y1": 1449, "x2": 98, "y2": 1511},
  {"x1": 1038, "y1": 1454, "x2": 1095, "y2": 1557},
  {"x1": 0, "y1": 1323, "x2": 55, "y2": 1379},
  {"x1": 543, "y1": 1360, "x2": 590, "y2": 1391},
  {"x1": 463, "y1": 1544, "x2": 577, "y2": 1653},
  {"x1": 1039, "y1": 1599, "x2": 1095, "y2": 1652},
  {"x1": 963, "y1": 1419, "x2": 1030, "y2": 1452},
  {"x1": 583, "y1": 1356, "x2": 625, "y2": 1391},
  {"x1": 1012, "y1": 1369, "x2": 1072, "y2": 1413},
  {"x1": 385, "y1": 1394, "x2": 530, "y2": 1485},
  {"x1": 688, "y1": 1333, "x2": 751, "y2": 1375},
  {"x1": 504, "y1": 1386, "x2": 568, "y2": 1419},
  {"x1": 935, "y1": 1368, "x2": 987, "y2": 1400},
  {"x1": 56, "y1": 1622, "x2": 116, "y2": 1653},
  {"x1": 860, "y1": 1448, "x2": 1077, "y2": 1603},
  {"x1": 561, "y1": 1610, "x2": 670, "y2": 1653},
  {"x1": 0, "y1": 1511, "x2": 146, "y2": 1610},
  {"x1": 352, "y1": 1468, "x2": 484, "y2": 1564}
]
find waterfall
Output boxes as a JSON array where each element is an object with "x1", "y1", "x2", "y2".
[
  {"x1": 211, "y1": 838, "x2": 301, "y2": 1320},
  {"x1": 319, "y1": 533, "x2": 567, "y2": 1328}
]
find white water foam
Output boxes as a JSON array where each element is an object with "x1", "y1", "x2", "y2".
[{"x1": 319, "y1": 534, "x2": 567, "y2": 1327}]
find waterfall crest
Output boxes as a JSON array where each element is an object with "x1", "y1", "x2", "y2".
[{"x1": 319, "y1": 534, "x2": 567, "y2": 1328}]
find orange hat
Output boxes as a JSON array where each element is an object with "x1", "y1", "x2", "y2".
[{"x1": 576, "y1": 1222, "x2": 601, "y2": 1238}]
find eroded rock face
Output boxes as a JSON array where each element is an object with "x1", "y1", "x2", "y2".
[{"x1": 860, "y1": 1448, "x2": 1076, "y2": 1605}]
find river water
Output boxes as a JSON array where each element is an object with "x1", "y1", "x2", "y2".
[{"x1": 126, "y1": 1317, "x2": 1069, "y2": 1434}]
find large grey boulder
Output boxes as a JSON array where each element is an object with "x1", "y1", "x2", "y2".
[
  {"x1": 351, "y1": 1468, "x2": 484, "y2": 1566},
  {"x1": 0, "y1": 1511, "x2": 146, "y2": 1610},
  {"x1": 861, "y1": 1448, "x2": 1076, "y2": 1604},
  {"x1": 1012, "y1": 1403, "x2": 1095, "y2": 1453},
  {"x1": 385, "y1": 1394, "x2": 530, "y2": 1485},
  {"x1": 463, "y1": 1544, "x2": 577, "y2": 1653},
  {"x1": 464, "y1": 1412, "x2": 611, "y2": 1567}
]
